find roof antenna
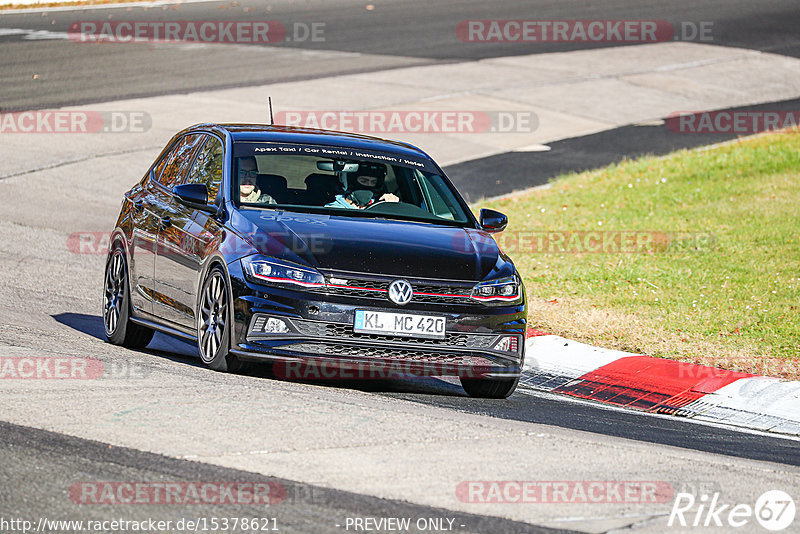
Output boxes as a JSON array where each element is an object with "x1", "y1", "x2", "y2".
[{"x1": 268, "y1": 97, "x2": 274, "y2": 125}]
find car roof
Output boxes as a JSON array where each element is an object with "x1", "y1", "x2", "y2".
[{"x1": 184, "y1": 123, "x2": 433, "y2": 161}]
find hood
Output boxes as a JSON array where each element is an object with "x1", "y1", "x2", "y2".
[{"x1": 231, "y1": 209, "x2": 511, "y2": 281}]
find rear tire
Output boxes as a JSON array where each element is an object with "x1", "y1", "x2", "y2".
[
  {"x1": 197, "y1": 266, "x2": 245, "y2": 373},
  {"x1": 103, "y1": 247, "x2": 154, "y2": 349},
  {"x1": 460, "y1": 377, "x2": 519, "y2": 399}
]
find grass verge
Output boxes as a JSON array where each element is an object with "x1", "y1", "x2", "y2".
[{"x1": 479, "y1": 130, "x2": 800, "y2": 378}]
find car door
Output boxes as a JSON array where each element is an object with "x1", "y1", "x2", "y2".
[
  {"x1": 129, "y1": 145, "x2": 180, "y2": 316},
  {"x1": 147, "y1": 133, "x2": 205, "y2": 329},
  {"x1": 154, "y1": 134, "x2": 223, "y2": 331}
]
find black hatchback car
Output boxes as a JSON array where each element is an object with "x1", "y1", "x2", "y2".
[{"x1": 103, "y1": 124, "x2": 526, "y2": 398}]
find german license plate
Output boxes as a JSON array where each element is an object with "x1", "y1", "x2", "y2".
[{"x1": 354, "y1": 310, "x2": 446, "y2": 340}]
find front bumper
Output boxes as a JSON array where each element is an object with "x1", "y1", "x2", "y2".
[{"x1": 228, "y1": 263, "x2": 526, "y2": 379}]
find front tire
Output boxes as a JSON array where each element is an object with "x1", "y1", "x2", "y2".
[
  {"x1": 103, "y1": 247, "x2": 154, "y2": 349},
  {"x1": 197, "y1": 266, "x2": 245, "y2": 373},
  {"x1": 460, "y1": 377, "x2": 519, "y2": 399}
]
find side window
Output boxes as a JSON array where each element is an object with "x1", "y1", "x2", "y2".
[
  {"x1": 152, "y1": 146, "x2": 171, "y2": 181},
  {"x1": 186, "y1": 135, "x2": 224, "y2": 202},
  {"x1": 155, "y1": 134, "x2": 203, "y2": 188}
]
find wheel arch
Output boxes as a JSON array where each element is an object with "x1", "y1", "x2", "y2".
[
  {"x1": 108, "y1": 228, "x2": 130, "y2": 256},
  {"x1": 108, "y1": 227, "x2": 134, "y2": 297},
  {"x1": 196, "y1": 254, "x2": 231, "y2": 300},
  {"x1": 196, "y1": 254, "x2": 236, "y2": 348}
]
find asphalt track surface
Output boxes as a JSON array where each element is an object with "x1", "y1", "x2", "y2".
[
  {"x1": 1, "y1": 421, "x2": 572, "y2": 534},
  {"x1": 2, "y1": 0, "x2": 800, "y2": 199},
  {"x1": 0, "y1": 0, "x2": 799, "y2": 110},
  {"x1": 1, "y1": 1, "x2": 800, "y2": 532},
  {"x1": 120, "y1": 329, "x2": 800, "y2": 469},
  {"x1": 50, "y1": 313, "x2": 800, "y2": 470},
  {"x1": 382, "y1": 388, "x2": 800, "y2": 468},
  {"x1": 35, "y1": 323, "x2": 800, "y2": 470}
]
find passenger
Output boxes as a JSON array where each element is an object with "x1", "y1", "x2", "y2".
[
  {"x1": 238, "y1": 157, "x2": 275, "y2": 205},
  {"x1": 326, "y1": 174, "x2": 399, "y2": 209}
]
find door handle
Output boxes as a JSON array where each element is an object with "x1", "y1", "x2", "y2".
[{"x1": 160, "y1": 216, "x2": 171, "y2": 229}]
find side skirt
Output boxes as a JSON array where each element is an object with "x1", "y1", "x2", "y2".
[{"x1": 129, "y1": 316, "x2": 196, "y2": 343}]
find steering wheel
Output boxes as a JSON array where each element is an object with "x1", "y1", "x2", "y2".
[{"x1": 363, "y1": 200, "x2": 388, "y2": 210}]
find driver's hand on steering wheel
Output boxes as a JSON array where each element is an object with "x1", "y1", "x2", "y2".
[{"x1": 379, "y1": 192, "x2": 400, "y2": 203}]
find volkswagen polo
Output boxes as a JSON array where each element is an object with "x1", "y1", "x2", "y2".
[{"x1": 103, "y1": 124, "x2": 526, "y2": 398}]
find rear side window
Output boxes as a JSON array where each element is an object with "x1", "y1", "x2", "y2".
[
  {"x1": 186, "y1": 135, "x2": 224, "y2": 201},
  {"x1": 155, "y1": 134, "x2": 204, "y2": 188}
]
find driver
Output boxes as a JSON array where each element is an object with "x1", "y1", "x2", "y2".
[
  {"x1": 238, "y1": 157, "x2": 276, "y2": 205},
  {"x1": 325, "y1": 173, "x2": 399, "y2": 209}
]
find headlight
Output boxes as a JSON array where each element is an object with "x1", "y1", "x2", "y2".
[
  {"x1": 471, "y1": 275, "x2": 521, "y2": 304},
  {"x1": 242, "y1": 256, "x2": 325, "y2": 289}
]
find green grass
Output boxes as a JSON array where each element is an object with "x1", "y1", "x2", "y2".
[{"x1": 479, "y1": 131, "x2": 800, "y2": 374}]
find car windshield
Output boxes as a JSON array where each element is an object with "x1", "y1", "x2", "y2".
[{"x1": 232, "y1": 142, "x2": 472, "y2": 226}]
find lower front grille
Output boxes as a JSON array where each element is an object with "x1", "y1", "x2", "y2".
[
  {"x1": 282, "y1": 342, "x2": 498, "y2": 366},
  {"x1": 289, "y1": 319, "x2": 498, "y2": 349}
]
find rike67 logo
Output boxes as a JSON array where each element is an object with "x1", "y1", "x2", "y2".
[{"x1": 669, "y1": 490, "x2": 795, "y2": 531}]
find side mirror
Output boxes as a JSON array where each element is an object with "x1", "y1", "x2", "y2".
[
  {"x1": 173, "y1": 184, "x2": 216, "y2": 213},
  {"x1": 479, "y1": 208, "x2": 508, "y2": 233}
]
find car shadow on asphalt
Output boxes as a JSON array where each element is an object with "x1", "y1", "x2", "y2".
[
  {"x1": 52, "y1": 312, "x2": 203, "y2": 368},
  {"x1": 51, "y1": 312, "x2": 467, "y2": 397},
  {"x1": 52, "y1": 312, "x2": 107, "y2": 340},
  {"x1": 242, "y1": 362, "x2": 468, "y2": 397}
]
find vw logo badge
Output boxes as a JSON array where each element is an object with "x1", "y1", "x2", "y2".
[{"x1": 388, "y1": 279, "x2": 413, "y2": 305}]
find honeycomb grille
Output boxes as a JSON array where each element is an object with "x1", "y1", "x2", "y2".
[
  {"x1": 283, "y1": 343, "x2": 495, "y2": 365},
  {"x1": 291, "y1": 319, "x2": 496, "y2": 349},
  {"x1": 411, "y1": 293, "x2": 469, "y2": 304}
]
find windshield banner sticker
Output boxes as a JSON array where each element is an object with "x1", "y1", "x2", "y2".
[{"x1": 241, "y1": 143, "x2": 436, "y2": 172}]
